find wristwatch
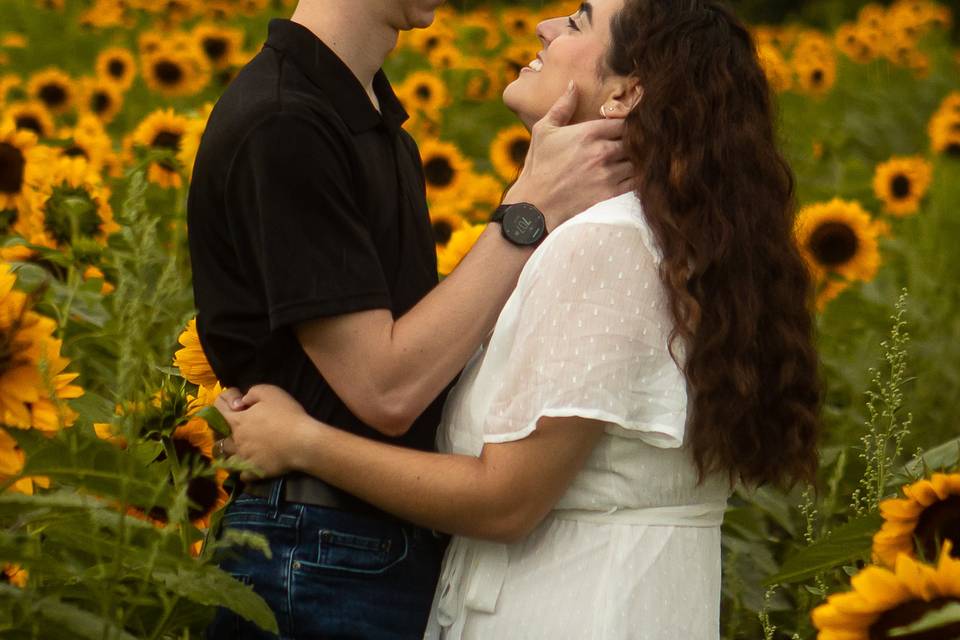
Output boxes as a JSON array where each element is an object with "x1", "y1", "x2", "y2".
[{"x1": 490, "y1": 202, "x2": 547, "y2": 247}]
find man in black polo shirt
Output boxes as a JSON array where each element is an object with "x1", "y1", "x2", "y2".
[{"x1": 189, "y1": 2, "x2": 631, "y2": 638}]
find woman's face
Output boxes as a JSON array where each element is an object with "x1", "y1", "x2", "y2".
[{"x1": 503, "y1": 0, "x2": 630, "y2": 128}]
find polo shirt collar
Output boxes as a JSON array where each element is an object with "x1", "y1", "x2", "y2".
[{"x1": 265, "y1": 19, "x2": 408, "y2": 134}]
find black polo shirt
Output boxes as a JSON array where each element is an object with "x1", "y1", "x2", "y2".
[{"x1": 187, "y1": 19, "x2": 447, "y2": 458}]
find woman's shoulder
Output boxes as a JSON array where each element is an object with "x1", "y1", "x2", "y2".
[{"x1": 532, "y1": 191, "x2": 663, "y2": 268}]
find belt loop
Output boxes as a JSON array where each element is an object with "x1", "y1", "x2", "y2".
[{"x1": 268, "y1": 477, "x2": 285, "y2": 517}]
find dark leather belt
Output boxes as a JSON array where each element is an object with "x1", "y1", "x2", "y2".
[{"x1": 242, "y1": 474, "x2": 385, "y2": 518}]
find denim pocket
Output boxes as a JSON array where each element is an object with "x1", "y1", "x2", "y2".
[{"x1": 296, "y1": 526, "x2": 409, "y2": 575}]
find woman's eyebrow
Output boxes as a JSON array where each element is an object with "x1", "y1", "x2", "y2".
[{"x1": 580, "y1": 2, "x2": 594, "y2": 26}]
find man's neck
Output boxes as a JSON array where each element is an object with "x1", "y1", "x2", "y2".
[{"x1": 290, "y1": 2, "x2": 399, "y2": 110}]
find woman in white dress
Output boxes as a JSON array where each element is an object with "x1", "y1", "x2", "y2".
[{"x1": 216, "y1": 0, "x2": 822, "y2": 637}]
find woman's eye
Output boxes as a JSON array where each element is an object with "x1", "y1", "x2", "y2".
[{"x1": 567, "y1": 17, "x2": 580, "y2": 31}]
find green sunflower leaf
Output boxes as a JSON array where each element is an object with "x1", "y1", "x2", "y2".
[
  {"x1": 195, "y1": 404, "x2": 231, "y2": 437},
  {"x1": 763, "y1": 513, "x2": 883, "y2": 586}
]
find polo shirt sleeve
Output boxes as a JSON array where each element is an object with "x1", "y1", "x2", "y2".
[{"x1": 226, "y1": 111, "x2": 392, "y2": 331}]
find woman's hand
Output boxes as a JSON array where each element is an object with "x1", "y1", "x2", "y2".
[{"x1": 214, "y1": 384, "x2": 313, "y2": 481}]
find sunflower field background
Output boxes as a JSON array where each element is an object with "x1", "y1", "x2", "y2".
[{"x1": 0, "y1": 0, "x2": 959, "y2": 637}]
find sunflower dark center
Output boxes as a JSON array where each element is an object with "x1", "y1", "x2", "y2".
[
  {"x1": 151, "y1": 130, "x2": 181, "y2": 151},
  {"x1": 947, "y1": 143, "x2": 960, "y2": 157},
  {"x1": 513, "y1": 19, "x2": 526, "y2": 29},
  {"x1": 0, "y1": 316, "x2": 34, "y2": 377},
  {"x1": 43, "y1": 185, "x2": 102, "y2": 244},
  {"x1": 890, "y1": 174, "x2": 912, "y2": 199},
  {"x1": 154, "y1": 60, "x2": 185, "y2": 86},
  {"x1": 38, "y1": 83, "x2": 67, "y2": 108},
  {"x1": 424, "y1": 157, "x2": 455, "y2": 188},
  {"x1": 509, "y1": 138, "x2": 529, "y2": 166},
  {"x1": 0, "y1": 209, "x2": 18, "y2": 234},
  {"x1": 811, "y1": 69, "x2": 824, "y2": 85},
  {"x1": 425, "y1": 36, "x2": 439, "y2": 51},
  {"x1": 0, "y1": 143, "x2": 26, "y2": 195},
  {"x1": 107, "y1": 59, "x2": 126, "y2": 78},
  {"x1": 415, "y1": 84, "x2": 432, "y2": 101},
  {"x1": 169, "y1": 437, "x2": 219, "y2": 520},
  {"x1": 202, "y1": 37, "x2": 228, "y2": 62},
  {"x1": 14, "y1": 115, "x2": 42, "y2": 135},
  {"x1": 808, "y1": 222, "x2": 859, "y2": 267},
  {"x1": 913, "y1": 495, "x2": 960, "y2": 563},
  {"x1": 91, "y1": 91, "x2": 111, "y2": 113},
  {"x1": 433, "y1": 220, "x2": 454, "y2": 245},
  {"x1": 869, "y1": 597, "x2": 960, "y2": 640},
  {"x1": 63, "y1": 145, "x2": 88, "y2": 160}
]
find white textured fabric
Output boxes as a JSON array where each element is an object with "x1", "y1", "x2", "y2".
[{"x1": 423, "y1": 192, "x2": 731, "y2": 640}]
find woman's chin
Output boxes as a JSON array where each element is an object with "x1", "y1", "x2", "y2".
[{"x1": 502, "y1": 84, "x2": 542, "y2": 129}]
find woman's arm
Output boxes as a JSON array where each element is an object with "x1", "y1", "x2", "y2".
[{"x1": 216, "y1": 386, "x2": 605, "y2": 543}]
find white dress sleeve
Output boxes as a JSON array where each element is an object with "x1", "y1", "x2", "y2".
[{"x1": 482, "y1": 221, "x2": 688, "y2": 449}]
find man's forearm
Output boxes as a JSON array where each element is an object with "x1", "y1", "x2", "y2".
[{"x1": 380, "y1": 225, "x2": 534, "y2": 430}]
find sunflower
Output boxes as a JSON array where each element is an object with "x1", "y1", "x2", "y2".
[
  {"x1": 812, "y1": 542, "x2": 960, "y2": 640},
  {"x1": 463, "y1": 174, "x2": 508, "y2": 222},
  {"x1": 93, "y1": 421, "x2": 127, "y2": 448},
  {"x1": 430, "y1": 204, "x2": 468, "y2": 250},
  {"x1": 4, "y1": 101, "x2": 55, "y2": 138},
  {"x1": 427, "y1": 42, "x2": 463, "y2": 71},
  {"x1": 403, "y1": 22, "x2": 455, "y2": 56},
  {"x1": 928, "y1": 112, "x2": 960, "y2": 158},
  {"x1": 873, "y1": 472, "x2": 960, "y2": 569},
  {"x1": 0, "y1": 264, "x2": 81, "y2": 432},
  {"x1": 0, "y1": 75, "x2": 22, "y2": 111},
  {"x1": 794, "y1": 54, "x2": 837, "y2": 96},
  {"x1": 27, "y1": 156, "x2": 119, "y2": 251},
  {"x1": 437, "y1": 224, "x2": 486, "y2": 277},
  {"x1": 54, "y1": 123, "x2": 112, "y2": 173},
  {"x1": 0, "y1": 427, "x2": 48, "y2": 495},
  {"x1": 186, "y1": 380, "x2": 222, "y2": 416},
  {"x1": 96, "y1": 47, "x2": 137, "y2": 90},
  {"x1": 78, "y1": 78, "x2": 124, "y2": 124},
  {"x1": 502, "y1": 41, "x2": 542, "y2": 79},
  {"x1": 419, "y1": 139, "x2": 474, "y2": 202},
  {"x1": 464, "y1": 66, "x2": 504, "y2": 102},
  {"x1": 80, "y1": 0, "x2": 129, "y2": 29},
  {"x1": 176, "y1": 103, "x2": 212, "y2": 178},
  {"x1": 163, "y1": 417, "x2": 230, "y2": 527},
  {"x1": 757, "y1": 42, "x2": 793, "y2": 93},
  {"x1": 26, "y1": 68, "x2": 75, "y2": 116},
  {"x1": 398, "y1": 72, "x2": 450, "y2": 119},
  {"x1": 490, "y1": 125, "x2": 530, "y2": 182},
  {"x1": 2, "y1": 563, "x2": 27, "y2": 588},
  {"x1": 174, "y1": 317, "x2": 218, "y2": 388},
  {"x1": 795, "y1": 198, "x2": 881, "y2": 284},
  {"x1": 459, "y1": 10, "x2": 502, "y2": 51},
  {"x1": 835, "y1": 24, "x2": 878, "y2": 63},
  {"x1": 872, "y1": 156, "x2": 933, "y2": 217},
  {"x1": 128, "y1": 108, "x2": 189, "y2": 188},
  {"x1": 0, "y1": 33, "x2": 27, "y2": 49},
  {"x1": 500, "y1": 8, "x2": 537, "y2": 40},
  {"x1": 0, "y1": 122, "x2": 38, "y2": 214},
  {"x1": 192, "y1": 23, "x2": 244, "y2": 71},
  {"x1": 142, "y1": 48, "x2": 211, "y2": 97}
]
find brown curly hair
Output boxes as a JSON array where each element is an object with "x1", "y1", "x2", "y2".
[{"x1": 607, "y1": 0, "x2": 821, "y2": 488}]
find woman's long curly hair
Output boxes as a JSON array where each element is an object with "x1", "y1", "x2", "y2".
[{"x1": 607, "y1": 0, "x2": 821, "y2": 488}]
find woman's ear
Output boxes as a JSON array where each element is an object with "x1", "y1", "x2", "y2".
[{"x1": 600, "y1": 79, "x2": 643, "y2": 120}]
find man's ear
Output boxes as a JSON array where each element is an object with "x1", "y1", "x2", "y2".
[{"x1": 600, "y1": 79, "x2": 643, "y2": 120}]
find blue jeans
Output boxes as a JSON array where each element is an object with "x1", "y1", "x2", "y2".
[{"x1": 206, "y1": 481, "x2": 447, "y2": 639}]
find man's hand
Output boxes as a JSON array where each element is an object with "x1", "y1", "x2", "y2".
[
  {"x1": 215, "y1": 385, "x2": 314, "y2": 482},
  {"x1": 504, "y1": 81, "x2": 633, "y2": 232}
]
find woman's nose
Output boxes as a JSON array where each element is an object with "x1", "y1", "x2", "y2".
[{"x1": 536, "y1": 17, "x2": 565, "y2": 48}]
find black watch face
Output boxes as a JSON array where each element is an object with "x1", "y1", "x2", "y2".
[{"x1": 503, "y1": 203, "x2": 546, "y2": 246}]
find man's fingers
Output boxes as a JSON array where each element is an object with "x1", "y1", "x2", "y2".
[
  {"x1": 241, "y1": 385, "x2": 267, "y2": 406},
  {"x1": 219, "y1": 436, "x2": 237, "y2": 457},
  {"x1": 219, "y1": 387, "x2": 245, "y2": 410},
  {"x1": 214, "y1": 393, "x2": 233, "y2": 415},
  {"x1": 540, "y1": 81, "x2": 579, "y2": 128},
  {"x1": 580, "y1": 118, "x2": 626, "y2": 141}
]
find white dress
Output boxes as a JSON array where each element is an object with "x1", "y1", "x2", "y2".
[{"x1": 423, "y1": 192, "x2": 732, "y2": 640}]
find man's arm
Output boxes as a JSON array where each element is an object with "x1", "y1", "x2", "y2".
[{"x1": 299, "y1": 85, "x2": 634, "y2": 436}]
